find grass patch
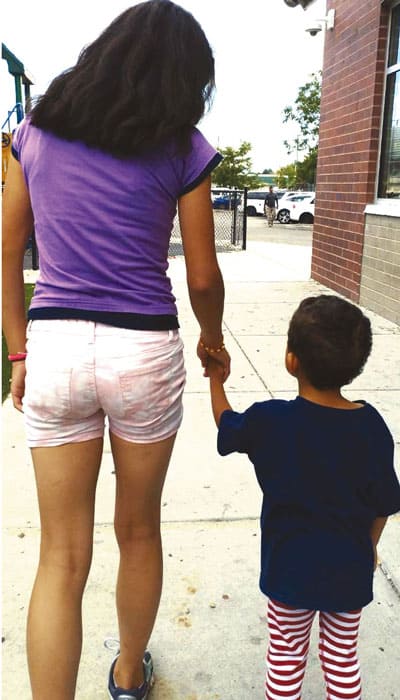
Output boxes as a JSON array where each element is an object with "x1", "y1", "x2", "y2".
[{"x1": 2, "y1": 283, "x2": 35, "y2": 402}]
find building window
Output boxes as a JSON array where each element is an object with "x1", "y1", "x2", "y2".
[{"x1": 379, "y1": 3, "x2": 400, "y2": 198}]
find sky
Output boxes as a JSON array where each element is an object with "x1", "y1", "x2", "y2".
[{"x1": 1, "y1": 0, "x2": 326, "y2": 171}]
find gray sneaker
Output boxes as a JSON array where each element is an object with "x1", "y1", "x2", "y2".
[{"x1": 107, "y1": 649, "x2": 154, "y2": 700}]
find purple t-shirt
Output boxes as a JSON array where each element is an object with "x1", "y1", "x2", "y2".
[{"x1": 13, "y1": 119, "x2": 221, "y2": 320}]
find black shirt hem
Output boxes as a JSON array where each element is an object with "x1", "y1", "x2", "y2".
[{"x1": 28, "y1": 307, "x2": 179, "y2": 331}]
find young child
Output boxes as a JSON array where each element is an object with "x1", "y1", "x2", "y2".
[{"x1": 207, "y1": 294, "x2": 400, "y2": 700}]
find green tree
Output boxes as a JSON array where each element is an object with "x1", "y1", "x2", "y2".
[
  {"x1": 279, "y1": 72, "x2": 321, "y2": 188},
  {"x1": 275, "y1": 163, "x2": 298, "y2": 190},
  {"x1": 275, "y1": 148, "x2": 318, "y2": 191},
  {"x1": 296, "y1": 147, "x2": 318, "y2": 188},
  {"x1": 283, "y1": 71, "x2": 321, "y2": 156},
  {"x1": 213, "y1": 142, "x2": 262, "y2": 189}
]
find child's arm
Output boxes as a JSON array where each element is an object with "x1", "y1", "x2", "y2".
[
  {"x1": 370, "y1": 516, "x2": 388, "y2": 570},
  {"x1": 207, "y1": 358, "x2": 233, "y2": 427}
]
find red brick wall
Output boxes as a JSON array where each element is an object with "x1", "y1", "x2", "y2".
[{"x1": 311, "y1": 0, "x2": 390, "y2": 300}]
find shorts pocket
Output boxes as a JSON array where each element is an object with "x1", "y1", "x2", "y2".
[{"x1": 118, "y1": 357, "x2": 172, "y2": 423}]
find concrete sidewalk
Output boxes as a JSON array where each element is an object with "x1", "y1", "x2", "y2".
[{"x1": 2, "y1": 240, "x2": 400, "y2": 699}]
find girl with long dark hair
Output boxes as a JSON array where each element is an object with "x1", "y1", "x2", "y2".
[{"x1": 2, "y1": 2, "x2": 230, "y2": 698}]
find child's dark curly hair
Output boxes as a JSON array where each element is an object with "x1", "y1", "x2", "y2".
[{"x1": 287, "y1": 295, "x2": 372, "y2": 389}]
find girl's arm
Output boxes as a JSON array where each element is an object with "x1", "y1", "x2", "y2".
[
  {"x1": 370, "y1": 516, "x2": 388, "y2": 570},
  {"x1": 178, "y1": 176, "x2": 230, "y2": 381},
  {"x1": 2, "y1": 156, "x2": 34, "y2": 411}
]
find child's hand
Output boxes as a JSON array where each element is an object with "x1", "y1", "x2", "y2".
[
  {"x1": 206, "y1": 356, "x2": 225, "y2": 381},
  {"x1": 207, "y1": 356, "x2": 232, "y2": 426}
]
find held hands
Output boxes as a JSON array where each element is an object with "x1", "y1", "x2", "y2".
[
  {"x1": 10, "y1": 360, "x2": 26, "y2": 412},
  {"x1": 198, "y1": 337, "x2": 233, "y2": 426},
  {"x1": 205, "y1": 355, "x2": 232, "y2": 426},
  {"x1": 206, "y1": 355, "x2": 226, "y2": 382},
  {"x1": 197, "y1": 336, "x2": 231, "y2": 382}
]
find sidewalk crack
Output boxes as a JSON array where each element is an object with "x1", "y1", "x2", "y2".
[{"x1": 223, "y1": 321, "x2": 273, "y2": 394}]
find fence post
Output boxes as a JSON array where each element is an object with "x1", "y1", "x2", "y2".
[
  {"x1": 31, "y1": 229, "x2": 39, "y2": 270},
  {"x1": 242, "y1": 187, "x2": 248, "y2": 250},
  {"x1": 231, "y1": 189, "x2": 238, "y2": 245}
]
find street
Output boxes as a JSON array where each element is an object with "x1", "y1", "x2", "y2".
[{"x1": 246, "y1": 214, "x2": 313, "y2": 247}]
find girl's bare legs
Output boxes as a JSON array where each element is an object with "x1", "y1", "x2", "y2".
[
  {"x1": 27, "y1": 438, "x2": 103, "y2": 700},
  {"x1": 109, "y1": 432, "x2": 176, "y2": 689}
]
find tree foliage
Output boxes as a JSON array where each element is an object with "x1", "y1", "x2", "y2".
[
  {"x1": 279, "y1": 71, "x2": 321, "y2": 188},
  {"x1": 283, "y1": 71, "x2": 321, "y2": 156},
  {"x1": 275, "y1": 147, "x2": 318, "y2": 190},
  {"x1": 213, "y1": 142, "x2": 263, "y2": 189},
  {"x1": 297, "y1": 147, "x2": 318, "y2": 188},
  {"x1": 275, "y1": 163, "x2": 297, "y2": 190}
]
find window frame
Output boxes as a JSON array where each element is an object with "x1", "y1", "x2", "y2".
[{"x1": 366, "y1": 0, "x2": 400, "y2": 216}]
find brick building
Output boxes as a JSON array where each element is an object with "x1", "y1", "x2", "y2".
[{"x1": 312, "y1": 0, "x2": 400, "y2": 323}]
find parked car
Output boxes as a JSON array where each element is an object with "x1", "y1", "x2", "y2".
[
  {"x1": 212, "y1": 193, "x2": 231, "y2": 210},
  {"x1": 212, "y1": 189, "x2": 241, "y2": 210},
  {"x1": 277, "y1": 192, "x2": 315, "y2": 224},
  {"x1": 288, "y1": 194, "x2": 315, "y2": 223},
  {"x1": 278, "y1": 190, "x2": 310, "y2": 203},
  {"x1": 245, "y1": 190, "x2": 269, "y2": 216}
]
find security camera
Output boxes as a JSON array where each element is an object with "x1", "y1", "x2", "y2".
[
  {"x1": 305, "y1": 22, "x2": 323, "y2": 36},
  {"x1": 305, "y1": 10, "x2": 335, "y2": 33}
]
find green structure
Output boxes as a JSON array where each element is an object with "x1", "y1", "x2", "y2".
[
  {"x1": 2, "y1": 43, "x2": 34, "y2": 125},
  {"x1": 256, "y1": 174, "x2": 278, "y2": 186}
]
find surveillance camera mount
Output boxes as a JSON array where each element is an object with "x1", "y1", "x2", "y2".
[
  {"x1": 284, "y1": 0, "x2": 336, "y2": 29},
  {"x1": 324, "y1": 9, "x2": 335, "y2": 30},
  {"x1": 305, "y1": 9, "x2": 335, "y2": 35},
  {"x1": 316, "y1": 9, "x2": 336, "y2": 30}
]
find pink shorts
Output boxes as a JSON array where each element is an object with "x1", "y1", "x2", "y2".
[{"x1": 23, "y1": 320, "x2": 186, "y2": 447}]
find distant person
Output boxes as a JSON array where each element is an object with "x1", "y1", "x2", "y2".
[
  {"x1": 206, "y1": 294, "x2": 400, "y2": 699},
  {"x1": 264, "y1": 186, "x2": 278, "y2": 227},
  {"x1": 2, "y1": 2, "x2": 230, "y2": 699}
]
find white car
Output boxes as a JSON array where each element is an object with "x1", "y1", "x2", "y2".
[
  {"x1": 278, "y1": 190, "x2": 308, "y2": 203},
  {"x1": 245, "y1": 190, "x2": 269, "y2": 216},
  {"x1": 277, "y1": 192, "x2": 315, "y2": 224},
  {"x1": 288, "y1": 194, "x2": 315, "y2": 223}
]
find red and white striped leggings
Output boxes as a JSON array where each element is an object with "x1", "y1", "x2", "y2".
[{"x1": 266, "y1": 598, "x2": 362, "y2": 700}]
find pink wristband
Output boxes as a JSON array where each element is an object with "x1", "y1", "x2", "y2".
[{"x1": 8, "y1": 352, "x2": 27, "y2": 362}]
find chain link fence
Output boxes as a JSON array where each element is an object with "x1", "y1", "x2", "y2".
[{"x1": 169, "y1": 188, "x2": 247, "y2": 256}]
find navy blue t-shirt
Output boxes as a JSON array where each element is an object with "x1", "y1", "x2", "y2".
[{"x1": 218, "y1": 397, "x2": 400, "y2": 612}]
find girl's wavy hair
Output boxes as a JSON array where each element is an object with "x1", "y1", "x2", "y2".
[
  {"x1": 287, "y1": 295, "x2": 372, "y2": 390},
  {"x1": 29, "y1": 0, "x2": 215, "y2": 157}
]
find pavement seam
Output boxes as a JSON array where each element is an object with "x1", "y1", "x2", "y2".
[
  {"x1": 223, "y1": 322, "x2": 273, "y2": 395},
  {"x1": 4, "y1": 517, "x2": 261, "y2": 533},
  {"x1": 378, "y1": 560, "x2": 400, "y2": 600}
]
